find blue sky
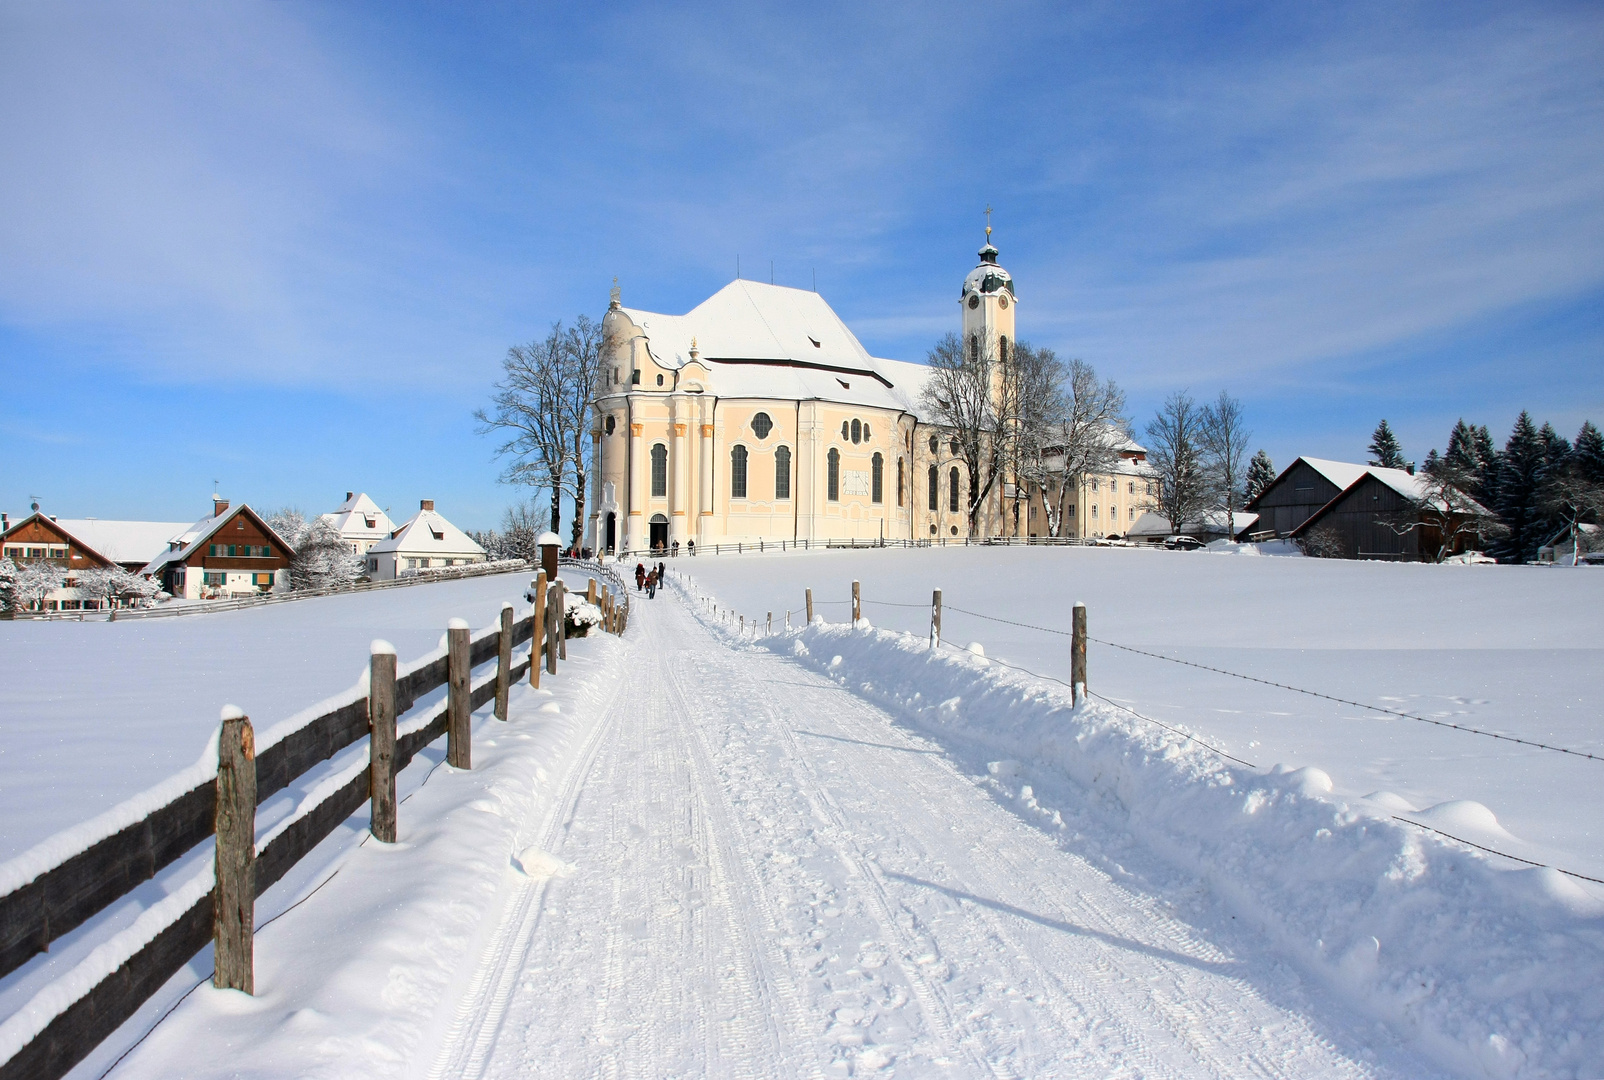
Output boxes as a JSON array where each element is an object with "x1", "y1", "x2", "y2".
[{"x1": 2, "y1": 1, "x2": 1601, "y2": 531}]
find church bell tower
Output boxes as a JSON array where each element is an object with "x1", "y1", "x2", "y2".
[{"x1": 960, "y1": 209, "x2": 1017, "y2": 364}]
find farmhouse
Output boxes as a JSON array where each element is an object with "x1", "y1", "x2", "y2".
[
  {"x1": 320, "y1": 492, "x2": 397, "y2": 556},
  {"x1": 141, "y1": 498, "x2": 295, "y2": 599},
  {"x1": 366, "y1": 500, "x2": 487, "y2": 579},
  {"x1": 1244, "y1": 457, "x2": 1371, "y2": 538},
  {"x1": 588, "y1": 239, "x2": 1157, "y2": 553},
  {"x1": 1, "y1": 510, "x2": 190, "y2": 610}
]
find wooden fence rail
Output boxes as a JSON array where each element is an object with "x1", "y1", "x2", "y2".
[{"x1": 0, "y1": 562, "x2": 629, "y2": 1080}]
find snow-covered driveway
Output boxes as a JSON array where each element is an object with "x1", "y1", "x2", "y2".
[{"x1": 419, "y1": 592, "x2": 1424, "y2": 1079}]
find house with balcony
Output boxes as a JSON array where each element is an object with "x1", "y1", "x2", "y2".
[{"x1": 140, "y1": 498, "x2": 296, "y2": 598}]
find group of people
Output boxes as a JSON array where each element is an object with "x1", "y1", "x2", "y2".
[
  {"x1": 649, "y1": 539, "x2": 694, "y2": 557},
  {"x1": 635, "y1": 561, "x2": 667, "y2": 599}
]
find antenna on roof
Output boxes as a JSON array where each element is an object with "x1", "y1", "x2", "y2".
[{"x1": 29, "y1": 494, "x2": 41, "y2": 513}]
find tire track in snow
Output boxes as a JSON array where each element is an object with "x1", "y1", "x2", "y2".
[{"x1": 422, "y1": 677, "x2": 624, "y2": 1080}]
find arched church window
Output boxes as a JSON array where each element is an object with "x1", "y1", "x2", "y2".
[
  {"x1": 969, "y1": 334, "x2": 978, "y2": 361},
  {"x1": 871, "y1": 453, "x2": 884, "y2": 504},
  {"x1": 656, "y1": 374, "x2": 664, "y2": 387},
  {"x1": 950, "y1": 437, "x2": 959, "y2": 456},
  {"x1": 842, "y1": 421, "x2": 850, "y2": 440},
  {"x1": 752, "y1": 412, "x2": 773, "y2": 439},
  {"x1": 897, "y1": 458, "x2": 905, "y2": 507},
  {"x1": 863, "y1": 422, "x2": 871, "y2": 441},
  {"x1": 927, "y1": 465, "x2": 938, "y2": 509},
  {"x1": 1091, "y1": 478, "x2": 1099, "y2": 492},
  {"x1": 929, "y1": 434, "x2": 938, "y2": 454},
  {"x1": 851, "y1": 419, "x2": 861, "y2": 444},
  {"x1": 605, "y1": 415, "x2": 615, "y2": 436},
  {"x1": 827, "y1": 449, "x2": 840, "y2": 501},
  {"x1": 999, "y1": 336, "x2": 1008, "y2": 364},
  {"x1": 731, "y1": 446, "x2": 748, "y2": 499},
  {"x1": 651, "y1": 444, "x2": 667, "y2": 497},
  {"x1": 775, "y1": 446, "x2": 791, "y2": 499},
  {"x1": 949, "y1": 467, "x2": 960, "y2": 513},
  {"x1": 968, "y1": 294, "x2": 980, "y2": 310}
]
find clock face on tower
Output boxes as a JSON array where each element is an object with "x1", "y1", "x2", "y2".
[
  {"x1": 998, "y1": 293, "x2": 1009, "y2": 309},
  {"x1": 968, "y1": 294, "x2": 980, "y2": 309}
]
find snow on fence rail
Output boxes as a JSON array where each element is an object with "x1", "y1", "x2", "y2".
[
  {"x1": 0, "y1": 563, "x2": 630, "y2": 1080},
  {"x1": 607, "y1": 534, "x2": 1114, "y2": 560}
]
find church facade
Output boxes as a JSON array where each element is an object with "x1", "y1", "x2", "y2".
[{"x1": 587, "y1": 242, "x2": 1156, "y2": 553}]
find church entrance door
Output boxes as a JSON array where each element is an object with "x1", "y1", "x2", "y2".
[
  {"x1": 605, "y1": 513, "x2": 616, "y2": 553},
  {"x1": 649, "y1": 514, "x2": 668, "y2": 553}
]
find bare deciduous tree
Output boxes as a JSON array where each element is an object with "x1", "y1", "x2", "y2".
[
  {"x1": 476, "y1": 317, "x2": 604, "y2": 550},
  {"x1": 1017, "y1": 358, "x2": 1129, "y2": 538},
  {"x1": 1199, "y1": 391, "x2": 1251, "y2": 541},
  {"x1": 1539, "y1": 464, "x2": 1604, "y2": 566},
  {"x1": 921, "y1": 332, "x2": 1026, "y2": 535},
  {"x1": 1381, "y1": 463, "x2": 1507, "y2": 563},
  {"x1": 1145, "y1": 391, "x2": 1210, "y2": 533},
  {"x1": 288, "y1": 517, "x2": 365, "y2": 589}
]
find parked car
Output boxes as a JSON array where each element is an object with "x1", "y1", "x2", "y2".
[{"x1": 1164, "y1": 535, "x2": 1205, "y2": 550}]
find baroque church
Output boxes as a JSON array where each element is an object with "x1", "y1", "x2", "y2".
[{"x1": 587, "y1": 237, "x2": 1157, "y2": 554}]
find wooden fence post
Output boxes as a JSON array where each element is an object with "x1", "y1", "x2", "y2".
[
  {"x1": 530, "y1": 573, "x2": 546, "y2": 687},
  {"x1": 546, "y1": 582, "x2": 560, "y2": 674},
  {"x1": 767, "y1": 611, "x2": 772, "y2": 635},
  {"x1": 557, "y1": 581, "x2": 568, "y2": 660},
  {"x1": 587, "y1": 578, "x2": 597, "y2": 606},
  {"x1": 852, "y1": 580, "x2": 861, "y2": 623},
  {"x1": 1072, "y1": 601, "x2": 1087, "y2": 704},
  {"x1": 805, "y1": 588, "x2": 814, "y2": 623},
  {"x1": 447, "y1": 619, "x2": 471, "y2": 769},
  {"x1": 931, "y1": 588, "x2": 942, "y2": 650},
  {"x1": 495, "y1": 603, "x2": 513, "y2": 720},
  {"x1": 369, "y1": 643, "x2": 397, "y2": 843},
  {"x1": 739, "y1": 614, "x2": 744, "y2": 635},
  {"x1": 214, "y1": 708, "x2": 255, "y2": 994}
]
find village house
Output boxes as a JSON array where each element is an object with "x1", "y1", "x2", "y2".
[
  {"x1": 366, "y1": 500, "x2": 487, "y2": 579},
  {"x1": 140, "y1": 498, "x2": 295, "y2": 599},
  {"x1": 319, "y1": 492, "x2": 397, "y2": 556},
  {"x1": 1243, "y1": 457, "x2": 1372, "y2": 538},
  {"x1": 1, "y1": 507, "x2": 190, "y2": 610}
]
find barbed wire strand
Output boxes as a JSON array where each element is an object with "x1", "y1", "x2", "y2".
[{"x1": 938, "y1": 604, "x2": 1601, "y2": 762}]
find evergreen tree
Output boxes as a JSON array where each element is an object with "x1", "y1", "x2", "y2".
[
  {"x1": 1422, "y1": 448, "x2": 1442, "y2": 476},
  {"x1": 1367, "y1": 419, "x2": 1405, "y2": 469},
  {"x1": 1445, "y1": 419, "x2": 1499, "y2": 503},
  {"x1": 1573, "y1": 420, "x2": 1604, "y2": 484},
  {"x1": 1245, "y1": 449, "x2": 1276, "y2": 502},
  {"x1": 1493, "y1": 412, "x2": 1547, "y2": 563}
]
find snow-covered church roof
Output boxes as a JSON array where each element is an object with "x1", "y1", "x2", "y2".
[{"x1": 618, "y1": 280, "x2": 932, "y2": 414}]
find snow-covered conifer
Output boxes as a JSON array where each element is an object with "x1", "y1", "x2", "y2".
[
  {"x1": 0, "y1": 558, "x2": 17, "y2": 611},
  {"x1": 1366, "y1": 420, "x2": 1405, "y2": 470},
  {"x1": 1573, "y1": 420, "x2": 1604, "y2": 485},
  {"x1": 1245, "y1": 450, "x2": 1276, "y2": 501},
  {"x1": 1493, "y1": 412, "x2": 1547, "y2": 563}
]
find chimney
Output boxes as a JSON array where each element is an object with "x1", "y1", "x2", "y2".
[
  {"x1": 420, "y1": 499, "x2": 435, "y2": 512},
  {"x1": 1406, "y1": 463, "x2": 1416, "y2": 476},
  {"x1": 1, "y1": 513, "x2": 8, "y2": 531},
  {"x1": 346, "y1": 491, "x2": 354, "y2": 501},
  {"x1": 213, "y1": 497, "x2": 230, "y2": 516}
]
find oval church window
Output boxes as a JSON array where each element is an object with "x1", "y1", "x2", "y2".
[
  {"x1": 752, "y1": 412, "x2": 773, "y2": 439},
  {"x1": 968, "y1": 294, "x2": 980, "y2": 310}
]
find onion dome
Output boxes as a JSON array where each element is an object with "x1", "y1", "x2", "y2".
[{"x1": 961, "y1": 241, "x2": 1015, "y2": 299}]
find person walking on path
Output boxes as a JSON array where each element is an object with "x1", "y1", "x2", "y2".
[
  {"x1": 646, "y1": 567, "x2": 658, "y2": 600},
  {"x1": 635, "y1": 562, "x2": 646, "y2": 592}
]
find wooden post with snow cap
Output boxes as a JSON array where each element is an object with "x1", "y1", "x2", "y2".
[
  {"x1": 529, "y1": 573, "x2": 546, "y2": 687},
  {"x1": 447, "y1": 619, "x2": 471, "y2": 769},
  {"x1": 537, "y1": 531, "x2": 561, "y2": 583},
  {"x1": 495, "y1": 603, "x2": 513, "y2": 720},
  {"x1": 805, "y1": 588, "x2": 814, "y2": 623},
  {"x1": 1072, "y1": 602, "x2": 1087, "y2": 704},
  {"x1": 852, "y1": 580, "x2": 861, "y2": 623},
  {"x1": 931, "y1": 588, "x2": 942, "y2": 650},
  {"x1": 214, "y1": 706, "x2": 255, "y2": 993},
  {"x1": 587, "y1": 578, "x2": 597, "y2": 606},
  {"x1": 369, "y1": 641, "x2": 397, "y2": 843}
]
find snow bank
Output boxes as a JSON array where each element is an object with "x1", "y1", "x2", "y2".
[{"x1": 703, "y1": 598, "x2": 1603, "y2": 1078}]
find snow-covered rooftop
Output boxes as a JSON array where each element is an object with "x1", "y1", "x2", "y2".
[
  {"x1": 369, "y1": 508, "x2": 486, "y2": 558},
  {"x1": 618, "y1": 281, "x2": 931, "y2": 414},
  {"x1": 320, "y1": 493, "x2": 396, "y2": 543},
  {"x1": 51, "y1": 520, "x2": 191, "y2": 566}
]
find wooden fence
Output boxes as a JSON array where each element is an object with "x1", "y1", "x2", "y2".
[
  {"x1": 0, "y1": 562, "x2": 630, "y2": 1080},
  {"x1": 610, "y1": 534, "x2": 1131, "y2": 560}
]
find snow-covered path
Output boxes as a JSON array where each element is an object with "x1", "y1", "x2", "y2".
[{"x1": 422, "y1": 591, "x2": 1422, "y2": 1079}]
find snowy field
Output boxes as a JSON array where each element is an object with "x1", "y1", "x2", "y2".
[
  {"x1": 1, "y1": 550, "x2": 1600, "y2": 1078},
  {"x1": 672, "y1": 545, "x2": 1604, "y2": 880},
  {"x1": 0, "y1": 569, "x2": 545, "y2": 860}
]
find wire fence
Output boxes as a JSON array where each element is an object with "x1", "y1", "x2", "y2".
[{"x1": 679, "y1": 573, "x2": 1604, "y2": 888}]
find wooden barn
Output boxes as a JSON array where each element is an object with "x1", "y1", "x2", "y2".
[{"x1": 1243, "y1": 457, "x2": 1368, "y2": 538}]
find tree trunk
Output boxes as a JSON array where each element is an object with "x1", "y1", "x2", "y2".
[
  {"x1": 548, "y1": 467, "x2": 562, "y2": 534},
  {"x1": 571, "y1": 464, "x2": 587, "y2": 554}
]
